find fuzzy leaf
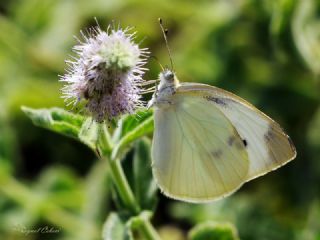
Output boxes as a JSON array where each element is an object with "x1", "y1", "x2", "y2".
[
  {"x1": 78, "y1": 118, "x2": 100, "y2": 150},
  {"x1": 102, "y1": 212, "x2": 133, "y2": 240},
  {"x1": 22, "y1": 106, "x2": 113, "y2": 152},
  {"x1": 21, "y1": 106, "x2": 84, "y2": 139},
  {"x1": 188, "y1": 222, "x2": 239, "y2": 240},
  {"x1": 133, "y1": 138, "x2": 158, "y2": 211},
  {"x1": 78, "y1": 117, "x2": 113, "y2": 152}
]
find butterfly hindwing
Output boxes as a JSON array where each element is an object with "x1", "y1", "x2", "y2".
[
  {"x1": 177, "y1": 83, "x2": 296, "y2": 181},
  {"x1": 152, "y1": 92, "x2": 249, "y2": 202}
]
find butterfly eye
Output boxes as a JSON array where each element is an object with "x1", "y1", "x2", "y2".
[{"x1": 164, "y1": 71, "x2": 174, "y2": 82}]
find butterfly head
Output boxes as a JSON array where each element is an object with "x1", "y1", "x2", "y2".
[
  {"x1": 147, "y1": 69, "x2": 179, "y2": 108},
  {"x1": 161, "y1": 69, "x2": 175, "y2": 83},
  {"x1": 147, "y1": 19, "x2": 179, "y2": 108},
  {"x1": 158, "y1": 68, "x2": 180, "y2": 89}
]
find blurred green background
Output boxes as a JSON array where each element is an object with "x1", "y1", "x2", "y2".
[{"x1": 0, "y1": 0, "x2": 320, "y2": 239}]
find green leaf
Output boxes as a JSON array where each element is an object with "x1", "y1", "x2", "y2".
[
  {"x1": 78, "y1": 118, "x2": 99, "y2": 150},
  {"x1": 22, "y1": 106, "x2": 113, "y2": 152},
  {"x1": 112, "y1": 109, "x2": 153, "y2": 143},
  {"x1": 111, "y1": 110, "x2": 154, "y2": 160},
  {"x1": 102, "y1": 212, "x2": 133, "y2": 240},
  {"x1": 133, "y1": 138, "x2": 158, "y2": 211},
  {"x1": 82, "y1": 160, "x2": 111, "y2": 223},
  {"x1": 21, "y1": 106, "x2": 84, "y2": 139},
  {"x1": 188, "y1": 222, "x2": 239, "y2": 240},
  {"x1": 78, "y1": 117, "x2": 113, "y2": 152}
]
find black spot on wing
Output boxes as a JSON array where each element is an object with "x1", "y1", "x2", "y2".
[
  {"x1": 211, "y1": 149, "x2": 223, "y2": 159},
  {"x1": 228, "y1": 135, "x2": 247, "y2": 149},
  {"x1": 263, "y1": 123, "x2": 297, "y2": 163},
  {"x1": 204, "y1": 96, "x2": 228, "y2": 107},
  {"x1": 264, "y1": 127, "x2": 275, "y2": 142},
  {"x1": 242, "y1": 139, "x2": 248, "y2": 147},
  {"x1": 228, "y1": 136, "x2": 236, "y2": 146}
]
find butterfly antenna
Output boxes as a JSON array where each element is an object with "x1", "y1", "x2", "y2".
[
  {"x1": 150, "y1": 55, "x2": 164, "y2": 71},
  {"x1": 159, "y1": 18, "x2": 174, "y2": 71}
]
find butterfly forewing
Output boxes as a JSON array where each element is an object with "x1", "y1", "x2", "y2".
[
  {"x1": 152, "y1": 93, "x2": 249, "y2": 202},
  {"x1": 177, "y1": 83, "x2": 296, "y2": 181}
]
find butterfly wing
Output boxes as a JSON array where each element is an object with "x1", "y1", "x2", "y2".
[
  {"x1": 177, "y1": 83, "x2": 296, "y2": 181},
  {"x1": 152, "y1": 92, "x2": 249, "y2": 202}
]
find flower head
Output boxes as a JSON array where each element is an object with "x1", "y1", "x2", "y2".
[{"x1": 60, "y1": 25, "x2": 149, "y2": 122}]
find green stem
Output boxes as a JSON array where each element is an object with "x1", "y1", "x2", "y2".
[
  {"x1": 98, "y1": 124, "x2": 113, "y2": 153},
  {"x1": 99, "y1": 122, "x2": 161, "y2": 239},
  {"x1": 109, "y1": 158, "x2": 140, "y2": 214},
  {"x1": 139, "y1": 218, "x2": 162, "y2": 240},
  {"x1": 108, "y1": 158, "x2": 162, "y2": 239}
]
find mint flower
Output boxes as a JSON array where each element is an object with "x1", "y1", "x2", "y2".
[{"x1": 60, "y1": 25, "x2": 149, "y2": 122}]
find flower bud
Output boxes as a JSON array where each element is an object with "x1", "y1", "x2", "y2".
[{"x1": 61, "y1": 25, "x2": 149, "y2": 122}]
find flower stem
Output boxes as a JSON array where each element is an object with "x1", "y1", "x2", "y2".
[
  {"x1": 99, "y1": 123, "x2": 161, "y2": 239},
  {"x1": 139, "y1": 217, "x2": 162, "y2": 240},
  {"x1": 108, "y1": 158, "x2": 162, "y2": 239},
  {"x1": 109, "y1": 158, "x2": 140, "y2": 214}
]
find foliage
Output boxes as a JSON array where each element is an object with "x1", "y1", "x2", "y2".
[
  {"x1": 188, "y1": 222, "x2": 239, "y2": 240},
  {"x1": 0, "y1": 0, "x2": 320, "y2": 239}
]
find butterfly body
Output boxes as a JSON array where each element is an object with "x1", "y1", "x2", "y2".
[
  {"x1": 148, "y1": 70, "x2": 179, "y2": 108},
  {"x1": 150, "y1": 69, "x2": 296, "y2": 203}
]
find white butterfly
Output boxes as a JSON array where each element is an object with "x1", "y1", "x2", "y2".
[{"x1": 148, "y1": 69, "x2": 296, "y2": 203}]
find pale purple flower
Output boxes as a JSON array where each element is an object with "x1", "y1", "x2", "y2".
[{"x1": 60, "y1": 25, "x2": 149, "y2": 122}]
